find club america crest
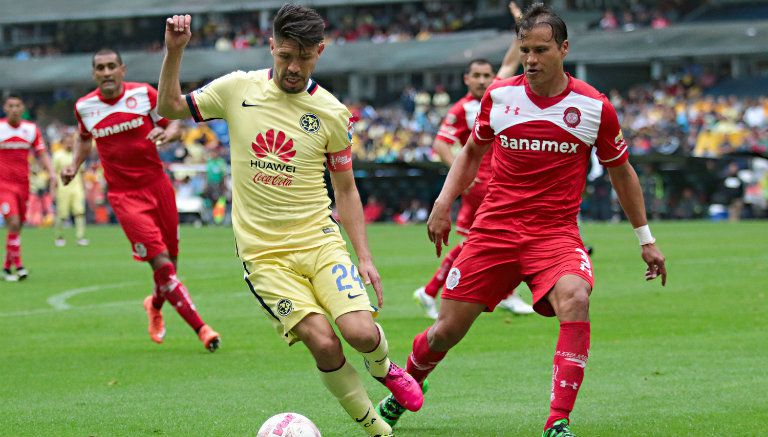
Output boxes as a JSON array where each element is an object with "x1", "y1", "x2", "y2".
[
  {"x1": 277, "y1": 298, "x2": 293, "y2": 317},
  {"x1": 563, "y1": 107, "x2": 581, "y2": 128}
]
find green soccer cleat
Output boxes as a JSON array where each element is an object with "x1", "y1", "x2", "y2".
[
  {"x1": 376, "y1": 379, "x2": 428, "y2": 427},
  {"x1": 542, "y1": 419, "x2": 576, "y2": 437}
]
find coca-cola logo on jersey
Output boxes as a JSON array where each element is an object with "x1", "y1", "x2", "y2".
[{"x1": 250, "y1": 129, "x2": 297, "y2": 188}]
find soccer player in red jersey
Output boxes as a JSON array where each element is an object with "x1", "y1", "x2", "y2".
[
  {"x1": 405, "y1": 4, "x2": 667, "y2": 436},
  {"x1": 1, "y1": 94, "x2": 57, "y2": 281},
  {"x1": 61, "y1": 49, "x2": 220, "y2": 351},
  {"x1": 412, "y1": 2, "x2": 535, "y2": 319}
]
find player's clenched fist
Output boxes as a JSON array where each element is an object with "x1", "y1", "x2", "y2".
[
  {"x1": 165, "y1": 14, "x2": 192, "y2": 51},
  {"x1": 60, "y1": 165, "x2": 77, "y2": 186}
]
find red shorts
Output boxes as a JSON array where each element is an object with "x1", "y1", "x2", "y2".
[
  {"x1": 455, "y1": 180, "x2": 488, "y2": 236},
  {"x1": 107, "y1": 177, "x2": 179, "y2": 262},
  {"x1": 0, "y1": 187, "x2": 28, "y2": 221},
  {"x1": 442, "y1": 228, "x2": 594, "y2": 317}
]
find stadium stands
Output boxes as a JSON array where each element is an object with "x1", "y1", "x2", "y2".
[{"x1": 1, "y1": 0, "x2": 767, "y2": 223}]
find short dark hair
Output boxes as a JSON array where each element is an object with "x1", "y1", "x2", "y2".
[
  {"x1": 5, "y1": 93, "x2": 23, "y2": 103},
  {"x1": 92, "y1": 48, "x2": 123, "y2": 67},
  {"x1": 273, "y1": 4, "x2": 325, "y2": 49},
  {"x1": 517, "y1": 3, "x2": 568, "y2": 47},
  {"x1": 466, "y1": 58, "x2": 493, "y2": 74}
]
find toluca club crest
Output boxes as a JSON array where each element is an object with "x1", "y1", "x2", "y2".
[{"x1": 563, "y1": 107, "x2": 581, "y2": 128}]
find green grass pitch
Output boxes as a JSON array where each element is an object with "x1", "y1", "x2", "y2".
[{"x1": 1, "y1": 221, "x2": 766, "y2": 436}]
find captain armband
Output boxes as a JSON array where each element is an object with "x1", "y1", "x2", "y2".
[{"x1": 326, "y1": 146, "x2": 353, "y2": 172}]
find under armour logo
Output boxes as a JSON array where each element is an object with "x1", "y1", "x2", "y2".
[
  {"x1": 515, "y1": 107, "x2": 520, "y2": 115},
  {"x1": 559, "y1": 380, "x2": 579, "y2": 390},
  {"x1": 505, "y1": 106, "x2": 520, "y2": 115}
]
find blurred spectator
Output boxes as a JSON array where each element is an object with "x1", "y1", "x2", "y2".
[
  {"x1": 717, "y1": 162, "x2": 745, "y2": 221},
  {"x1": 363, "y1": 195, "x2": 385, "y2": 223},
  {"x1": 672, "y1": 187, "x2": 705, "y2": 219}
]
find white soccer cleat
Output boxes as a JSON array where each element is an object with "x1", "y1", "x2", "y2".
[
  {"x1": 497, "y1": 293, "x2": 535, "y2": 314},
  {"x1": 3, "y1": 268, "x2": 18, "y2": 282},
  {"x1": 76, "y1": 238, "x2": 90, "y2": 247},
  {"x1": 54, "y1": 238, "x2": 66, "y2": 247},
  {"x1": 15, "y1": 267, "x2": 28, "y2": 281},
  {"x1": 413, "y1": 286, "x2": 439, "y2": 319}
]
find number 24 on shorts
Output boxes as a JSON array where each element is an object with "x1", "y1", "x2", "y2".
[{"x1": 332, "y1": 264, "x2": 366, "y2": 298}]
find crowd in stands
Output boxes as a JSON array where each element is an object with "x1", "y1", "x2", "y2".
[
  {"x1": 6, "y1": 1, "x2": 484, "y2": 59},
  {"x1": 5, "y1": 63, "x2": 768, "y2": 227}
]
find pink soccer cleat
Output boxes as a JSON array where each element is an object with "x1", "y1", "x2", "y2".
[
  {"x1": 376, "y1": 362, "x2": 424, "y2": 412},
  {"x1": 198, "y1": 324, "x2": 220, "y2": 352},
  {"x1": 143, "y1": 295, "x2": 166, "y2": 344}
]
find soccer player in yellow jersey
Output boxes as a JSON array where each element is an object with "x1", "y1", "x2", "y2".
[
  {"x1": 52, "y1": 130, "x2": 88, "y2": 247},
  {"x1": 157, "y1": 5, "x2": 422, "y2": 436}
]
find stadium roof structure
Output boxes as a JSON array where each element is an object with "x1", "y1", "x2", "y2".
[
  {"x1": 1, "y1": 21, "x2": 767, "y2": 90},
  {"x1": 0, "y1": 0, "x2": 417, "y2": 24}
]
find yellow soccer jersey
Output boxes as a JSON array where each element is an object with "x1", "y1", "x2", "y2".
[
  {"x1": 52, "y1": 149, "x2": 84, "y2": 190},
  {"x1": 188, "y1": 69, "x2": 353, "y2": 260}
]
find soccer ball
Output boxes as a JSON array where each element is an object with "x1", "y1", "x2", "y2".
[{"x1": 257, "y1": 412, "x2": 321, "y2": 437}]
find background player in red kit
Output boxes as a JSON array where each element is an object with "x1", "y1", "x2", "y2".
[
  {"x1": 405, "y1": 4, "x2": 668, "y2": 436},
  {"x1": 1, "y1": 94, "x2": 57, "y2": 282},
  {"x1": 413, "y1": 2, "x2": 535, "y2": 319},
  {"x1": 61, "y1": 49, "x2": 220, "y2": 351}
]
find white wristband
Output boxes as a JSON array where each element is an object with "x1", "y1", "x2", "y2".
[{"x1": 633, "y1": 225, "x2": 656, "y2": 246}]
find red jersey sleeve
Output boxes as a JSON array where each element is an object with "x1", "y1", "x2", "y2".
[
  {"x1": 471, "y1": 90, "x2": 495, "y2": 146},
  {"x1": 75, "y1": 107, "x2": 92, "y2": 141},
  {"x1": 435, "y1": 104, "x2": 469, "y2": 146},
  {"x1": 146, "y1": 84, "x2": 170, "y2": 128},
  {"x1": 594, "y1": 99, "x2": 629, "y2": 167}
]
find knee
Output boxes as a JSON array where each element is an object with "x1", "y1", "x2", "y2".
[
  {"x1": 341, "y1": 325, "x2": 379, "y2": 352},
  {"x1": 553, "y1": 286, "x2": 590, "y2": 319},
  {"x1": 309, "y1": 332, "x2": 343, "y2": 360}
]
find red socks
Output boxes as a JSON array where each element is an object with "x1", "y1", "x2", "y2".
[
  {"x1": 5, "y1": 232, "x2": 21, "y2": 269},
  {"x1": 153, "y1": 263, "x2": 205, "y2": 332},
  {"x1": 546, "y1": 321, "x2": 590, "y2": 429},
  {"x1": 406, "y1": 329, "x2": 447, "y2": 384},
  {"x1": 424, "y1": 243, "x2": 463, "y2": 297}
]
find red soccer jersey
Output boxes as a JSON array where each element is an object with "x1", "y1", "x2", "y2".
[
  {"x1": 75, "y1": 82, "x2": 170, "y2": 192},
  {"x1": 0, "y1": 118, "x2": 46, "y2": 190},
  {"x1": 471, "y1": 73, "x2": 628, "y2": 233},
  {"x1": 435, "y1": 93, "x2": 494, "y2": 183}
]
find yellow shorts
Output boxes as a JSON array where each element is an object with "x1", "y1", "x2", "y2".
[
  {"x1": 56, "y1": 187, "x2": 85, "y2": 218},
  {"x1": 243, "y1": 240, "x2": 376, "y2": 345}
]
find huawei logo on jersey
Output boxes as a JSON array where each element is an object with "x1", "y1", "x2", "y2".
[{"x1": 252, "y1": 129, "x2": 296, "y2": 163}]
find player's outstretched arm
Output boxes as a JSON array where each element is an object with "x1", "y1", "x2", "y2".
[
  {"x1": 496, "y1": 2, "x2": 523, "y2": 79},
  {"x1": 158, "y1": 14, "x2": 193, "y2": 120},
  {"x1": 427, "y1": 137, "x2": 490, "y2": 256},
  {"x1": 607, "y1": 161, "x2": 667, "y2": 285},
  {"x1": 61, "y1": 135, "x2": 92, "y2": 186},
  {"x1": 329, "y1": 169, "x2": 384, "y2": 307}
]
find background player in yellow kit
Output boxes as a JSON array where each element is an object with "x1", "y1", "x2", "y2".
[{"x1": 52, "y1": 129, "x2": 88, "y2": 247}]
